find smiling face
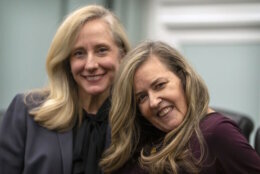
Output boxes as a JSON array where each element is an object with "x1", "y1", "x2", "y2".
[
  {"x1": 134, "y1": 55, "x2": 187, "y2": 132},
  {"x1": 70, "y1": 19, "x2": 121, "y2": 98}
]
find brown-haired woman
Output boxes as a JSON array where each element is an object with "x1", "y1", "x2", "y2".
[{"x1": 100, "y1": 41, "x2": 260, "y2": 174}]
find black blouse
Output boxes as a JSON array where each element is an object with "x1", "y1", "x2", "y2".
[{"x1": 72, "y1": 98, "x2": 110, "y2": 174}]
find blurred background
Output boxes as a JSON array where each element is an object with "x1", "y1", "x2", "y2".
[{"x1": 0, "y1": 0, "x2": 259, "y2": 144}]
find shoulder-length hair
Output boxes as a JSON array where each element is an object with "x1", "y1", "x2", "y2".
[
  {"x1": 26, "y1": 5, "x2": 130, "y2": 132},
  {"x1": 100, "y1": 41, "x2": 209, "y2": 173}
]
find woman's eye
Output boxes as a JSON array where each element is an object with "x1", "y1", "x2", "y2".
[
  {"x1": 72, "y1": 50, "x2": 85, "y2": 58},
  {"x1": 96, "y1": 47, "x2": 109, "y2": 56},
  {"x1": 137, "y1": 94, "x2": 147, "y2": 104},
  {"x1": 155, "y1": 82, "x2": 166, "y2": 90}
]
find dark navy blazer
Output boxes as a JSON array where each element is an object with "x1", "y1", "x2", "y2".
[{"x1": 0, "y1": 94, "x2": 110, "y2": 174}]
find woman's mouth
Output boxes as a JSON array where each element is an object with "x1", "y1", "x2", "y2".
[
  {"x1": 83, "y1": 74, "x2": 105, "y2": 82},
  {"x1": 157, "y1": 106, "x2": 173, "y2": 117}
]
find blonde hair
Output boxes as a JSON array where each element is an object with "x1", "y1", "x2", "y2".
[
  {"x1": 100, "y1": 41, "x2": 209, "y2": 173},
  {"x1": 26, "y1": 5, "x2": 130, "y2": 132}
]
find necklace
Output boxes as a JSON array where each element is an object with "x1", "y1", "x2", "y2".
[{"x1": 150, "y1": 141, "x2": 163, "y2": 154}]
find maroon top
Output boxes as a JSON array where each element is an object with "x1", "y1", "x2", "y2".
[{"x1": 114, "y1": 112, "x2": 260, "y2": 173}]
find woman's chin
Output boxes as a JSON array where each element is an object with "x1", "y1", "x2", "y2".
[{"x1": 85, "y1": 87, "x2": 109, "y2": 97}]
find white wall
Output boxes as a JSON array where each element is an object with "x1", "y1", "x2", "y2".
[
  {"x1": 0, "y1": 0, "x2": 63, "y2": 110},
  {"x1": 66, "y1": 0, "x2": 105, "y2": 14},
  {"x1": 113, "y1": 0, "x2": 149, "y2": 46}
]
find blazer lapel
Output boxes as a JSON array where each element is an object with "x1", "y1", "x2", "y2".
[{"x1": 57, "y1": 130, "x2": 73, "y2": 174}]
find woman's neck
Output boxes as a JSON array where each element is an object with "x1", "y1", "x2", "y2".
[
  {"x1": 207, "y1": 107, "x2": 215, "y2": 114},
  {"x1": 79, "y1": 90, "x2": 110, "y2": 115}
]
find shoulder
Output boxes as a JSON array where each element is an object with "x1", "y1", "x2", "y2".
[
  {"x1": 200, "y1": 112, "x2": 249, "y2": 153},
  {"x1": 201, "y1": 112, "x2": 236, "y2": 126},
  {"x1": 7, "y1": 93, "x2": 28, "y2": 113},
  {"x1": 24, "y1": 91, "x2": 48, "y2": 110},
  {"x1": 0, "y1": 91, "x2": 52, "y2": 143},
  {"x1": 1, "y1": 92, "x2": 48, "y2": 127},
  {"x1": 6, "y1": 92, "x2": 47, "y2": 112},
  {"x1": 197, "y1": 113, "x2": 260, "y2": 173},
  {"x1": 0, "y1": 93, "x2": 29, "y2": 152},
  {"x1": 1, "y1": 93, "x2": 30, "y2": 126},
  {"x1": 201, "y1": 112, "x2": 240, "y2": 134},
  {"x1": 201, "y1": 112, "x2": 241, "y2": 139}
]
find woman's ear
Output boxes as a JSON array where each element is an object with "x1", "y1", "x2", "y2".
[
  {"x1": 119, "y1": 55, "x2": 124, "y2": 64},
  {"x1": 119, "y1": 48, "x2": 126, "y2": 64}
]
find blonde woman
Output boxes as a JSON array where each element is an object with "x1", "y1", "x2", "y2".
[
  {"x1": 100, "y1": 41, "x2": 260, "y2": 173},
  {"x1": 0, "y1": 5, "x2": 130, "y2": 174}
]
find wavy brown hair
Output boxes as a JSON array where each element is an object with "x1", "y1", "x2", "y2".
[{"x1": 100, "y1": 41, "x2": 209, "y2": 173}]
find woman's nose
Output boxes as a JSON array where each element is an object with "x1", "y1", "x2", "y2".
[
  {"x1": 149, "y1": 93, "x2": 161, "y2": 108},
  {"x1": 84, "y1": 54, "x2": 98, "y2": 71}
]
